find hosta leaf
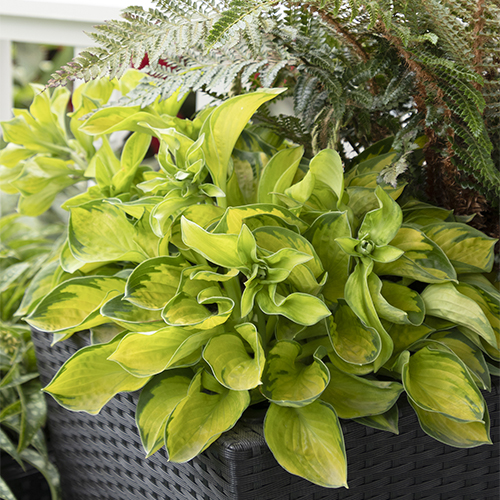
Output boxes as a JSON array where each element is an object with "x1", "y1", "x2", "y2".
[
  {"x1": 423, "y1": 222, "x2": 496, "y2": 274},
  {"x1": 26, "y1": 276, "x2": 125, "y2": 334},
  {"x1": 264, "y1": 401, "x2": 347, "y2": 488},
  {"x1": 165, "y1": 370, "x2": 250, "y2": 462},
  {"x1": 108, "y1": 327, "x2": 216, "y2": 377},
  {"x1": 353, "y1": 404, "x2": 399, "y2": 434},
  {"x1": 304, "y1": 212, "x2": 351, "y2": 302},
  {"x1": 100, "y1": 294, "x2": 166, "y2": 332},
  {"x1": 409, "y1": 398, "x2": 491, "y2": 448},
  {"x1": 387, "y1": 323, "x2": 434, "y2": 365},
  {"x1": 374, "y1": 226, "x2": 457, "y2": 283},
  {"x1": 124, "y1": 255, "x2": 188, "y2": 309},
  {"x1": 261, "y1": 341, "x2": 329, "y2": 407},
  {"x1": 69, "y1": 201, "x2": 147, "y2": 263},
  {"x1": 421, "y1": 282, "x2": 496, "y2": 348},
  {"x1": 203, "y1": 323, "x2": 264, "y2": 391},
  {"x1": 150, "y1": 195, "x2": 203, "y2": 238},
  {"x1": 402, "y1": 346, "x2": 485, "y2": 422},
  {"x1": 331, "y1": 301, "x2": 381, "y2": 365},
  {"x1": 346, "y1": 184, "x2": 405, "y2": 219},
  {"x1": 136, "y1": 370, "x2": 192, "y2": 456},
  {"x1": 43, "y1": 334, "x2": 149, "y2": 414},
  {"x1": 321, "y1": 362, "x2": 403, "y2": 418}
]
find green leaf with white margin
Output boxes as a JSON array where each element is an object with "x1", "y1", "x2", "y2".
[
  {"x1": 358, "y1": 186, "x2": 402, "y2": 246},
  {"x1": 17, "y1": 380, "x2": 46, "y2": 453},
  {"x1": 108, "y1": 327, "x2": 217, "y2": 377},
  {"x1": 429, "y1": 330, "x2": 491, "y2": 390},
  {"x1": 374, "y1": 226, "x2": 457, "y2": 283},
  {"x1": 136, "y1": 370, "x2": 192, "y2": 457},
  {"x1": 353, "y1": 404, "x2": 399, "y2": 434},
  {"x1": 423, "y1": 222, "x2": 496, "y2": 274},
  {"x1": 261, "y1": 341, "x2": 329, "y2": 407},
  {"x1": 402, "y1": 346, "x2": 485, "y2": 422},
  {"x1": 257, "y1": 146, "x2": 304, "y2": 204},
  {"x1": 203, "y1": 323, "x2": 264, "y2": 391},
  {"x1": 344, "y1": 259, "x2": 394, "y2": 370},
  {"x1": 331, "y1": 300, "x2": 381, "y2": 365},
  {"x1": 421, "y1": 282, "x2": 496, "y2": 348},
  {"x1": 264, "y1": 400, "x2": 347, "y2": 488},
  {"x1": 304, "y1": 211, "x2": 351, "y2": 303},
  {"x1": 369, "y1": 275, "x2": 425, "y2": 326},
  {"x1": 100, "y1": 294, "x2": 166, "y2": 332},
  {"x1": 181, "y1": 217, "x2": 244, "y2": 269},
  {"x1": 20, "y1": 447, "x2": 62, "y2": 500},
  {"x1": 321, "y1": 362, "x2": 403, "y2": 418},
  {"x1": 200, "y1": 89, "x2": 285, "y2": 205},
  {"x1": 68, "y1": 200, "x2": 148, "y2": 263},
  {"x1": 25, "y1": 276, "x2": 125, "y2": 335},
  {"x1": 43, "y1": 333, "x2": 149, "y2": 414},
  {"x1": 124, "y1": 255, "x2": 188, "y2": 310},
  {"x1": 409, "y1": 398, "x2": 491, "y2": 448},
  {"x1": 165, "y1": 370, "x2": 250, "y2": 462}
]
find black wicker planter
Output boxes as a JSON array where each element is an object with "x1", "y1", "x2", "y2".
[{"x1": 31, "y1": 329, "x2": 499, "y2": 500}]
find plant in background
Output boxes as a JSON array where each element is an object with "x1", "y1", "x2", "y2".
[{"x1": 1, "y1": 77, "x2": 497, "y2": 489}]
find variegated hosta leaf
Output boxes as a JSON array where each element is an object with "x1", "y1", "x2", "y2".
[
  {"x1": 150, "y1": 195, "x2": 203, "y2": 238},
  {"x1": 100, "y1": 294, "x2": 166, "y2": 332},
  {"x1": 321, "y1": 362, "x2": 403, "y2": 419},
  {"x1": 423, "y1": 222, "x2": 496, "y2": 274},
  {"x1": 68, "y1": 200, "x2": 148, "y2": 263},
  {"x1": 345, "y1": 152, "x2": 397, "y2": 185},
  {"x1": 124, "y1": 255, "x2": 189, "y2": 309},
  {"x1": 108, "y1": 327, "x2": 217, "y2": 377},
  {"x1": 409, "y1": 398, "x2": 491, "y2": 448},
  {"x1": 304, "y1": 211, "x2": 351, "y2": 303},
  {"x1": 346, "y1": 184, "x2": 405, "y2": 219},
  {"x1": 165, "y1": 370, "x2": 250, "y2": 462},
  {"x1": 402, "y1": 200, "x2": 452, "y2": 227},
  {"x1": 330, "y1": 301, "x2": 381, "y2": 365},
  {"x1": 429, "y1": 330, "x2": 491, "y2": 390},
  {"x1": 344, "y1": 259, "x2": 394, "y2": 370},
  {"x1": 136, "y1": 370, "x2": 192, "y2": 457},
  {"x1": 421, "y1": 282, "x2": 497, "y2": 349},
  {"x1": 261, "y1": 341, "x2": 329, "y2": 407},
  {"x1": 386, "y1": 323, "x2": 435, "y2": 366},
  {"x1": 264, "y1": 401, "x2": 347, "y2": 488},
  {"x1": 43, "y1": 334, "x2": 149, "y2": 414},
  {"x1": 374, "y1": 226, "x2": 457, "y2": 283},
  {"x1": 358, "y1": 186, "x2": 402, "y2": 246},
  {"x1": 25, "y1": 276, "x2": 125, "y2": 336},
  {"x1": 203, "y1": 323, "x2": 265, "y2": 391},
  {"x1": 402, "y1": 346, "x2": 485, "y2": 423},
  {"x1": 353, "y1": 404, "x2": 399, "y2": 434},
  {"x1": 369, "y1": 275, "x2": 425, "y2": 326}
]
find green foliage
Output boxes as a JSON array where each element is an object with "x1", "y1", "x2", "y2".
[{"x1": 1, "y1": 85, "x2": 498, "y2": 490}]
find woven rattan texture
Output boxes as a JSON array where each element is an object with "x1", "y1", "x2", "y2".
[{"x1": 32, "y1": 330, "x2": 499, "y2": 500}]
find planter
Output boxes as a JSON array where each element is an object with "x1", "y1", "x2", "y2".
[{"x1": 32, "y1": 329, "x2": 499, "y2": 500}]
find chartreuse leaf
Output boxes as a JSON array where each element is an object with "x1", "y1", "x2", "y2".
[
  {"x1": 25, "y1": 276, "x2": 125, "y2": 334},
  {"x1": 374, "y1": 226, "x2": 457, "y2": 283},
  {"x1": 386, "y1": 323, "x2": 434, "y2": 366},
  {"x1": 200, "y1": 89, "x2": 285, "y2": 205},
  {"x1": 429, "y1": 330, "x2": 490, "y2": 390},
  {"x1": 257, "y1": 146, "x2": 304, "y2": 204},
  {"x1": 108, "y1": 327, "x2": 217, "y2": 377},
  {"x1": 136, "y1": 370, "x2": 192, "y2": 457},
  {"x1": 264, "y1": 400, "x2": 347, "y2": 488},
  {"x1": 369, "y1": 275, "x2": 425, "y2": 326},
  {"x1": 354, "y1": 404, "x2": 400, "y2": 434},
  {"x1": 421, "y1": 282, "x2": 496, "y2": 348},
  {"x1": 165, "y1": 370, "x2": 250, "y2": 462},
  {"x1": 17, "y1": 380, "x2": 46, "y2": 453},
  {"x1": 321, "y1": 362, "x2": 403, "y2": 418},
  {"x1": 124, "y1": 255, "x2": 189, "y2": 309},
  {"x1": 69, "y1": 201, "x2": 148, "y2": 263},
  {"x1": 402, "y1": 346, "x2": 485, "y2": 423},
  {"x1": 344, "y1": 259, "x2": 393, "y2": 370},
  {"x1": 203, "y1": 323, "x2": 264, "y2": 391},
  {"x1": 423, "y1": 222, "x2": 496, "y2": 274},
  {"x1": 346, "y1": 184, "x2": 405, "y2": 219},
  {"x1": 331, "y1": 301, "x2": 381, "y2": 365},
  {"x1": 261, "y1": 341, "x2": 329, "y2": 407},
  {"x1": 43, "y1": 334, "x2": 149, "y2": 414},
  {"x1": 402, "y1": 200, "x2": 452, "y2": 227},
  {"x1": 409, "y1": 398, "x2": 491, "y2": 448},
  {"x1": 304, "y1": 212, "x2": 351, "y2": 302},
  {"x1": 100, "y1": 294, "x2": 166, "y2": 332}
]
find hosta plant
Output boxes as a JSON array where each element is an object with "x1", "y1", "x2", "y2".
[{"x1": 1, "y1": 78, "x2": 498, "y2": 489}]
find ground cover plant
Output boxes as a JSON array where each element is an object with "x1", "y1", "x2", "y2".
[{"x1": 0, "y1": 70, "x2": 498, "y2": 488}]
